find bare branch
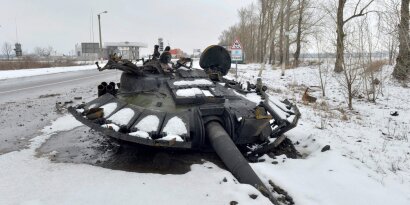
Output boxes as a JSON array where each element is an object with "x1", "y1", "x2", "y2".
[{"x1": 343, "y1": 0, "x2": 375, "y2": 24}]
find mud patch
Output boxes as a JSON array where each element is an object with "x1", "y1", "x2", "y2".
[
  {"x1": 37, "y1": 126, "x2": 113, "y2": 164},
  {"x1": 37, "y1": 126, "x2": 224, "y2": 174},
  {"x1": 100, "y1": 142, "x2": 224, "y2": 174}
]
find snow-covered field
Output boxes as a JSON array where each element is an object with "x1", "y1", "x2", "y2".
[
  {"x1": 0, "y1": 62, "x2": 409, "y2": 205},
  {"x1": 232, "y1": 63, "x2": 410, "y2": 204}
]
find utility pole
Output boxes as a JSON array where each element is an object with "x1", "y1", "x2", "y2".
[{"x1": 97, "y1": 11, "x2": 108, "y2": 62}]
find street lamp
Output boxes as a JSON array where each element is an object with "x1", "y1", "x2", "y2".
[{"x1": 97, "y1": 11, "x2": 108, "y2": 61}]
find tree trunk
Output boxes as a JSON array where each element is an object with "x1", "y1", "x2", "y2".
[
  {"x1": 279, "y1": 0, "x2": 285, "y2": 65},
  {"x1": 347, "y1": 82, "x2": 353, "y2": 110},
  {"x1": 294, "y1": 0, "x2": 304, "y2": 67},
  {"x1": 269, "y1": 39, "x2": 275, "y2": 64},
  {"x1": 259, "y1": 0, "x2": 267, "y2": 63},
  {"x1": 388, "y1": 37, "x2": 395, "y2": 65},
  {"x1": 285, "y1": 0, "x2": 291, "y2": 66},
  {"x1": 393, "y1": 0, "x2": 410, "y2": 80},
  {"x1": 335, "y1": 0, "x2": 346, "y2": 73}
]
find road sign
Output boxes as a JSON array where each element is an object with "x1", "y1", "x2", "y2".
[
  {"x1": 231, "y1": 39, "x2": 243, "y2": 62},
  {"x1": 231, "y1": 39, "x2": 242, "y2": 50},
  {"x1": 231, "y1": 49, "x2": 243, "y2": 61}
]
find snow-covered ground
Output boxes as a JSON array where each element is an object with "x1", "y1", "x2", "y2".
[
  {"x1": 231, "y1": 63, "x2": 410, "y2": 205},
  {"x1": 0, "y1": 115, "x2": 270, "y2": 205},
  {"x1": 0, "y1": 64, "x2": 99, "y2": 80},
  {"x1": 0, "y1": 62, "x2": 409, "y2": 205}
]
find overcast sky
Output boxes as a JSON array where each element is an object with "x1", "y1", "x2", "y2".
[{"x1": 0, "y1": 0, "x2": 256, "y2": 56}]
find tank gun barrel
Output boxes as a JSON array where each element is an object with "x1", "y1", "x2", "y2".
[{"x1": 205, "y1": 121, "x2": 278, "y2": 204}]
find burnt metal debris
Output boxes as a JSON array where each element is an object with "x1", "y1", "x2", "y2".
[{"x1": 69, "y1": 45, "x2": 300, "y2": 204}]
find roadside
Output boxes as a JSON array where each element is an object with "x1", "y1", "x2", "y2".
[
  {"x1": 0, "y1": 67, "x2": 118, "y2": 154},
  {"x1": 0, "y1": 64, "x2": 99, "y2": 80}
]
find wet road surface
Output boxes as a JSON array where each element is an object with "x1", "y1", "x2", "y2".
[{"x1": 0, "y1": 68, "x2": 119, "y2": 153}]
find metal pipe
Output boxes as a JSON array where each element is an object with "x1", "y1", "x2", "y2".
[
  {"x1": 106, "y1": 84, "x2": 114, "y2": 95},
  {"x1": 97, "y1": 84, "x2": 106, "y2": 97},
  {"x1": 205, "y1": 121, "x2": 278, "y2": 204},
  {"x1": 109, "y1": 82, "x2": 116, "y2": 89}
]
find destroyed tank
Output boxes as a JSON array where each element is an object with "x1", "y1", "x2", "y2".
[{"x1": 69, "y1": 45, "x2": 300, "y2": 204}]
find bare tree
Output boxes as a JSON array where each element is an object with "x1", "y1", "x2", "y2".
[
  {"x1": 392, "y1": 0, "x2": 410, "y2": 80},
  {"x1": 219, "y1": 0, "x2": 312, "y2": 65},
  {"x1": 380, "y1": 0, "x2": 401, "y2": 65},
  {"x1": 284, "y1": 0, "x2": 293, "y2": 66},
  {"x1": 267, "y1": 1, "x2": 281, "y2": 64},
  {"x1": 314, "y1": 34, "x2": 330, "y2": 97},
  {"x1": 357, "y1": 17, "x2": 379, "y2": 102},
  {"x1": 293, "y1": 0, "x2": 306, "y2": 67},
  {"x1": 34, "y1": 46, "x2": 54, "y2": 57},
  {"x1": 341, "y1": 56, "x2": 362, "y2": 109},
  {"x1": 334, "y1": 0, "x2": 375, "y2": 73},
  {"x1": 34, "y1": 47, "x2": 45, "y2": 56},
  {"x1": 43, "y1": 46, "x2": 54, "y2": 57},
  {"x1": 2, "y1": 42, "x2": 13, "y2": 60},
  {"x1": 278, "y1": 0, "x2": 285, "y2": 65}
]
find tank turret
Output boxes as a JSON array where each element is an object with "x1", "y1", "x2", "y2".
[{"x1": 69, "y1": 45, "x2": 300, "y2": 204}]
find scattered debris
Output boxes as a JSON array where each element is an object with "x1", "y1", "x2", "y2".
[
  {"x1": 55, "y1": 102, "x2": 65, "y2": 113},
  {"x1": 249, "y1": 194, "x2": 258, "y2": 199},
  {"x1": 258, "y1": 158, "x2": 266, "y2": 162},
  {"x1": 372, "y1": 78, "x2": 380, "y2": 85},
  {"x1": 321, "y1": 145, "x2": 331, "y2": 152},
  {"x1": 270, "y1": 138, "x2": 302, "y2": 159},
  {"x1": 85, "y1": 108, "x2": 104, "y2": 120},
  {"x1": 269, "y1": 180, "x2": 294, "y2": 205},
  {"x1": 39, "y1": 93, "x2": 61, "y2": 98}
]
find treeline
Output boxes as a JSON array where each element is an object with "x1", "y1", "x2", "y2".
[
  {"x1": 219, "y1": 0, "x2": 321, "y2": 67},
  {"x1": 219, "y1": 0, "x2": 409, "y2": 81}
]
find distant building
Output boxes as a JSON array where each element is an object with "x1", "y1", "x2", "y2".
[
  {"x1": 75, "y1": 42, "x2": 99, "y2": 59},
  {"x1": 104, "y1": 42, "x2": 147, "y2": 60},
  {"x1": 14, "y1": 43, "x2": 22, "y2": 57},
  {"x1": 75, "y1": 41, "x2": 147, "y2": 60},
  {"x1": 169, "y1": 48, "x2": 184, "y2": 59},
  {"x1": 192, "y1": 48, "x2": 201, "y2": 58},
  {"x1": 158, "y1": 38, "x2": 164, "y2": 52}
]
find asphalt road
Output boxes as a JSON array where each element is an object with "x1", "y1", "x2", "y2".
[{"x1": 0, "y1": 68, "x2": 119, "y2": 153}]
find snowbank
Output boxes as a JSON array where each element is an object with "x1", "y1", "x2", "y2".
[{"x1": 0, "y1": 64, "x2": 101, "y2": 80}]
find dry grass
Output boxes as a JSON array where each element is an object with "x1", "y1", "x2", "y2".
[
  {"x1": 0, "y1": 57, "x2": 85, "y2": 70},
  {"x1": 341, "y1": 114, "x2": 349, "y2": 121},
  {"x1": 364, "y1": 60, "x2": 388, "y2": 74}
]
